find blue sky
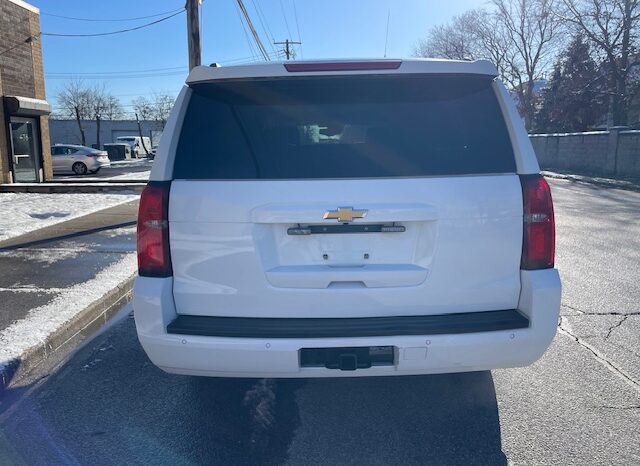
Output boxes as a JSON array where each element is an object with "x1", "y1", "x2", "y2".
[{"x1": 29, "y1": 0, "x2": 485, "y2": 115}]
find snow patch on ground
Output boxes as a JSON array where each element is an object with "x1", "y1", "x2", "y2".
[
  {"x1": 0, "y1": 254, "x2": 136, "y2": 373},
  {"x1": 0, "y1": 245, "x2": 92, "y2": 266},
  {"x1": 103, "y1": 226, "x2": 137, "y2": 237},
  {"x1": 108, "y1": 170, "x2": 150, "y2": 181},
  {"x1": 0, "y1": 192, "x2": 139, "y2": 242}
]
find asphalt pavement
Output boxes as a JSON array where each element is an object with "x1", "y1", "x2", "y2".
[
  {"x1": 0, "y1": 207, "x2": 137, "y2": 332},
  {"x1": 0, "y1": 178, "x2": 638, "y2": 465}
]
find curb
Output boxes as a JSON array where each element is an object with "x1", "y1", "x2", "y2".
[
  {"x1": 542, "y1": 171, "x2": 640, "y2": 193},
  {"x1": 0, "y1": 199, "x2": 139, "y2": 250},
  {"x1": 0, "y1": 275, "x2": 135, "y2": 396},
  {"x1": 0, "y1": 183, "x2": 145, "y2": 193}
]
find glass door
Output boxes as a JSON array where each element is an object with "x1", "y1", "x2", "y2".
[{"x1": 9, "y1": 117, "x2": 41, "y2": 183}]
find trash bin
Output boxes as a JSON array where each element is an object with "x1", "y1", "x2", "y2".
[{"x1": 103, "y1": 143, "x2": 132, "y2": 161}]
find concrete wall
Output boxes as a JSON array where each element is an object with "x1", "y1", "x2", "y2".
[
  {"x1": 49, "y1": 119, "x2": 164, "y2": 148},
  {"x1": 530, "y1": 128, "x2": 640, "y2": 178}
]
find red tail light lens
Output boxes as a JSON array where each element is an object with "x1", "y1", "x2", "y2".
[
  {"x1": 520, "y1": 174, "x2": 555, "y2": 270},
  {"x1": 137, "y1": 181, "x2": 172, "y2": 277}
]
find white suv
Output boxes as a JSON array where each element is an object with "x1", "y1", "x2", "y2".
[{"x1": 133, "y1": 59, "x2": 561, "y2": 378}]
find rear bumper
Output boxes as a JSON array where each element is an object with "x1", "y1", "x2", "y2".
[{"x1": 133, "y1": 270, "x2": 561, "y2": 378}]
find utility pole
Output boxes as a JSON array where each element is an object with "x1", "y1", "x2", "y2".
[
  {"x1": 274, "y1": 39, "x2": 301, "y2": 60},
  {"x1": 185, "y1": 0, "x2": 201, "y2": 70}
]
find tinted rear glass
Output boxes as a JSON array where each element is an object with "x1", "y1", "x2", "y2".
[{"x1": 174, "y1": 74, "x2": 515, "y2": 179}]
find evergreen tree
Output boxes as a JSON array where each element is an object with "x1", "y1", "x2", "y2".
[{"x1": 534, "y1": 34, "x2": 605, "y2": 132}]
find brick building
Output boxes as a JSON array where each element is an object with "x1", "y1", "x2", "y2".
[{"x1": 0, "y1": 0, "x2": 52, "y2": 184}]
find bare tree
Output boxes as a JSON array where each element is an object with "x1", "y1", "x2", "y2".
[
  {"x1": 472, "y1": 10, "x2": 516, "y2": 81},
  {"x1": 493, "y1": 0, "x2": 564, "y2": 128},
  {"x1": 416, "y1": 1, "x2": 563, "y2": 129},
  {"x1": 132, "y1": 93, "x2": 174, "y2": 128},
  {"x1": 56, "y1": 80, "x2": 92, "y2": 146},
  {"x1": 91, "y1": 85, "x2": 107, "y2": 149},
  {"x1": 89, "y1": 85, "x2": 123, "y2": 148},
  {"x1": 103, "y1": 95, "x2": 124, "y2": 120},
  {"x1": 132, "y1": 96, "x2": 154, "y2": 121},
  {"x1": 151, "y1": 93, "x2": 174, "y2": 128},
  {"x1": 414, "y1": 11, "x2": 481, "y2": 60},
  {"x1": 560, "y1": 0, "x2": 640, "y2": 125},
  {"x1": 415, "y1": 8, "x2": 520, "y2": 74}
]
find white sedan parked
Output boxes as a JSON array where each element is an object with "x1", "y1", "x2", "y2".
[{"x1": 51, "y1": 144, "x2": 111, "y2": 175}]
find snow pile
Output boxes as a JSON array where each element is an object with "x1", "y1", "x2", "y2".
[
  {"x1": 0, "y1": 192, "x2": 139, "y2": 242},
  {"x1": 0, "y1": 254, "x2": 137, "y2": 373}
]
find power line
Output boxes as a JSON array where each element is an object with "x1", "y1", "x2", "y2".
[
  {"x1": 41, "y1": 8, "x2": 184, "y2": 22},
  {"x1": 41, "y1": 10, "x2": 184, "y2": 37},
  {"x1": 235, "y1": 0, "x2": 271, "y2": 61},
  {"x1": 112, "y1": 92, "x2": 179, "y2": 97},
  {"x1": 221, "y1": 50, "x2": 284, "y2": 65},
  {"x1": 279, "y1": 0, "x2": 292, "y2": 39},
  {"x1": 384, "y1": 8, "x2": 390, "y2": 58},
  {"x1": 250, "y1": 0, "x2": 277, "y2": 54},
  {"x1": 0, "y1": 35, "x2": 37, "y2": 57},
  {"x1": 234, "y1": 0, "x2": 259, "y2": 61},
  {"x1": 46, "y1": 71, "x2": 188, "y2": 80},
  {"x1": 47, "y1": 66, "x2": 187, "y2": 76},
  {"x1": 291, "y1": 0, "x2": 303, "y2": 58}
]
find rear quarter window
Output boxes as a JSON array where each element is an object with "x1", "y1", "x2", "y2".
[{"x1": 173, "y1": 74, "x2": 515, "y2": 179}]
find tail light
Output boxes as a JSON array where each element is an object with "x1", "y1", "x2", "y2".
[
  {"x1": 137, "y1": 181, "x2": 172, "y2": 277},
  {"x1": 520, "y1": 174, "x2": 555, "y2": 270}
]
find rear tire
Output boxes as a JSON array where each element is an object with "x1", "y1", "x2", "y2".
[{"x1": 72, "y1": 162, "x2": 88, "y2": 175}]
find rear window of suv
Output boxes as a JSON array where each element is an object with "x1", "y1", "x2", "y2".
[{"x1": 174, "y1": 74, "x2": 515, "y2": 179}]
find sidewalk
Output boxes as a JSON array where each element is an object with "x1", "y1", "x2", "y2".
[
  {"x1": 0, "y1": 200, "x2": 139, "y2": 394},
  {"x1": 542, "y1": 170, "x2": 640, "y2": 192}
]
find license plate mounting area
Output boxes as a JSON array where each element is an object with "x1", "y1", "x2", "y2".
[{"x1": 299, "y1": 346, "x2": 395, "y2": 370}]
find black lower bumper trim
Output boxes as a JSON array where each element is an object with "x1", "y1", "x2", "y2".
[{"x1": 167, "y1": 310, "x2": 529, "y2": 338}]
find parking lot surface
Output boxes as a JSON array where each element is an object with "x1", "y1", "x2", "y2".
[{"x1": 0, "y1": 178, "x2": 638, "y2": 465}]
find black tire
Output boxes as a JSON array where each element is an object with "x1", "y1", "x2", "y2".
[{"x1": 72, "y1": 162, "x2": 88, "y2": 175}]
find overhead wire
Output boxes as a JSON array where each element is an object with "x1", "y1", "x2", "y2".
[
  {"x1": 41, "y1": 10, "x2": 184, "y2": 37},
  {"x1": 250, "y1": 0, "x2": 277, "y2": 54},
  {"x1": 292, "y1": 0, "x2": 303, "y2": 58},
  {"x1": 46, "y1": 71, "x2": 188, "y2": 80},
  {"x1": 41, "y1": 8, "x2": 184, "y2": 22},
  {"x1": 47, "y1": 66, "x2": 187, "y2": 76},
  {"x1": 234, "y1": 0, "x2": 260, "y2": 61},
  {"x1": 0, "y1": 36, "x2": 37, "y2": 57},
  {"x1": 278, "y1": 0, "x2": 292, "y2": 39},
  {"x1": 236, "y1": 0, "x2": 271, "y2": 61}
]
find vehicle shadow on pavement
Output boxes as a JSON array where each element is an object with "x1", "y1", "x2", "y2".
[
  {"x1": 286, "y1": 371, "x2": 507, "y2": 466},
  {"x1": 0, "y1": 319, "x2": 506, "y2": 466}
]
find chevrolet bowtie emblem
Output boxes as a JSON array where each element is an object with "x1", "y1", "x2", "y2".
[{"x1": 323, "y1": 207, "x2": 368, "y2": 223}]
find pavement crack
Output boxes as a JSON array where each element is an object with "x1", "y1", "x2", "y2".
[
  {"x1": 605, "y1": 315, "x2": 630, "y2": 339},
  {"x1": 558, "y1": 318, "x2": 640, "y2": 392},
  {"x1": 561, "y1": 303, "x2": 585, "y2": 314},
  {"x1": 598, "y1": 405, "x2": 640, "y2": 410}
]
